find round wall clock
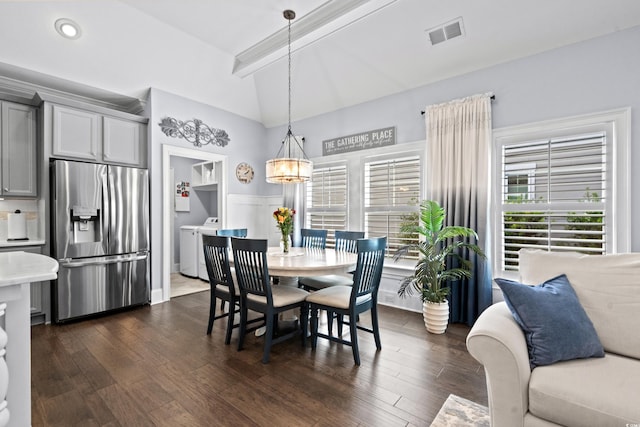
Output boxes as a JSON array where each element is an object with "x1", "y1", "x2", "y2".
[{"x1": 235, "y1": 162, "x2": 254, "y2": 183}]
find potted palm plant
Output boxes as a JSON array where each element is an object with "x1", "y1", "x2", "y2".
[{"x1": 394, "y1": 200, "x2": 485, "y2": 334}]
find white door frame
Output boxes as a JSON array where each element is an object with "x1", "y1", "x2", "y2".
[{"x1": 162, "y1": 144, "x2": 228, "y2": 301}]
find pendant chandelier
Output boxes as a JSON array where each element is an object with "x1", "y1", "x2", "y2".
[{"x1": 266, "y1": 10, "x2": 313, "y2": 184}]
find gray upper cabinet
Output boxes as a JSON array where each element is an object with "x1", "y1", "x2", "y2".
[
  {"x1": 51, "y1": 104, "x2": 100, "y2": 161},
  {"x1": 0, "y1": 101, "x2": 37, "y2": 197},
  {"x1": 103, "y1": 116, "x2": 144, "y2": 166},
  {"x1": 48, "y1": 103, "x2": 147, "y2": 168}
]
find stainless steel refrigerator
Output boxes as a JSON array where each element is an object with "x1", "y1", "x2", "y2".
[{"x1": 51, "y1": 159, "x2": 150, "y2": 322}]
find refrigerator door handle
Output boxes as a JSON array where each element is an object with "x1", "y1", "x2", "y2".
[
  {"x1": 60, "y1": 253, "x2": 148, "y2": 268},
  {"x1": 102, "y1": 168, "x2": 110, "y2": 254}
]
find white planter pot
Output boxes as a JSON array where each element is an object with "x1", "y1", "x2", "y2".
[{"x1": 423, "y1": 300, "x2": 449, "y2": 334}]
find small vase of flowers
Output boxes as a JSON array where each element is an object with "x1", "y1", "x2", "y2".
[{"x1": 273, "y1": 207, "x2": 295, "y2": 253}]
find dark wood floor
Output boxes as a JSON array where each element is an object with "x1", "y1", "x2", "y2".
[{"x1": 31, "y1": 291, "x2": 487, "y2": 426}]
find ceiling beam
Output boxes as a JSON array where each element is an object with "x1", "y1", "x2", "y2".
[{"x1": 232, "y1": 0, "x2": 398, "y2": 78}]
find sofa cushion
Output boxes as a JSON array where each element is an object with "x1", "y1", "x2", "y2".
[
  {"x1": 495, "y1": 275, "x2": 604, "y2": 369},
  {"x1": 519, "y1": 250, "x2": 640, "y2": 359},
  {"x1": 529, "y1": 353, "x2": 640, "y2": 427}
]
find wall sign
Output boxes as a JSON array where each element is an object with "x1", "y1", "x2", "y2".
[{"x1": 322, "y1": 126, "x2": 396, "y2": 156}]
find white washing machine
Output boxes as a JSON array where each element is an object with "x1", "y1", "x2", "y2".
[
  {"x1": 179, "y1": 225, "x2": 200, "y2": 278},
  {"x1": 198, "y1": 217, "x2": 219, "y2": 280},
  {"x1": 179, "y1": 217, "x2": 218, "y2": 279}
]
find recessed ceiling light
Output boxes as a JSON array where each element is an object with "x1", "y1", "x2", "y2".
[{"x1": 55, "y1": 18, "x2": 81, "y2": 40}]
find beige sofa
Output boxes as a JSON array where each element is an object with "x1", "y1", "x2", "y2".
[{"x1": 466, "y1": 249, "x2": 640, "y2": 427}]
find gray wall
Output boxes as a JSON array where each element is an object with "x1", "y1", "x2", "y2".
[
  {"x1": 149, "y1": 88, "x2": 270, "y2": 293},
  {"x1": 148, "y1": 25, "x2": 640, "y2": 293},
  {"x1": 264, "y1": 25, "x2": 640, "y2": 251}
]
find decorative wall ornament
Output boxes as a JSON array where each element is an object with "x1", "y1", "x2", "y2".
[{"x1": 158, "y1": 117, "x2": 230, "y2": 148}]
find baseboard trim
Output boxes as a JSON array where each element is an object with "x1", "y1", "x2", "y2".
[{"x1": 151, "y1": 288, "x2": 165, "y2": 305}]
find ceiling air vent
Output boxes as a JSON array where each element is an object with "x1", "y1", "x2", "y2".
[{"x1": 426, "y1": 17, "x2": 464, "y2": 46}]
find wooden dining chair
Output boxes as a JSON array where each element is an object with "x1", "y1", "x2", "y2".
[
  {"x1": 300, "y1": 228, "x2": 327, "y2": 249},
  {"x1": 217, "y1": 228, "x2": 248, "y2": 237},
  {"x1": 304, "y1": 236, "x2": 387, "y2": 365},
  {"x1": 202, "y1": 235, "x2": 256, "y2": 344},
  {"x1": 231, "y1": 237, "x2": 309, "y2": 363},
  {"x1": 298, "y1": 230, "x2": 364, "y2": 291}
]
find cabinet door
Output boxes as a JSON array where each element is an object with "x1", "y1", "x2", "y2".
[
  {"x1": 103, "y1": 116, "x2": 145, "y2": 167},
  {"x1": 1, "y1": 102, "x2": 37, "y2": 197},
  {"x1": 51, "y1": 104, "x2": 100, "y2": 161}
]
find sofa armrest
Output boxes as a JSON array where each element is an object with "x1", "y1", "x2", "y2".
[{"x1": 466, "y1": 302, "x2": 531, "y2": 427}]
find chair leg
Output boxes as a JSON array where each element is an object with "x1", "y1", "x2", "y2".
[
  {"x1": 224, "y1": 301, "x2": 234, "y2": 345},
  {"x1": 220, "y1": 300, "x2": 226, "y2": 312},
  {"x1": 371, "y1": 304, "x2": 382, "y2": 350},
  {"x1": 310, "y1": 306, "x2": 319, "y2": 349},
  {"x1": 337, "y1": 314, "x2": 344, "y2": 337},
  {"x1": 327, "y1": 310, "x2": 334, "y2": 337},
  {"x1": 207, "y1": 291, "x2": 216, "y2": 335},
  {"x1": 262, "y1": 312, "x2": 275, "y2": 364},
  {"x1": 350, "y1": 313, "x2": 360, "y2": 366},
  {"x1": 300, "y1": 303, "x2": 308, "y2": 347},
  {"x1": 237, "y1": 303, "x2": 247, "y2": 351}
]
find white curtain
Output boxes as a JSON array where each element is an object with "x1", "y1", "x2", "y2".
[{"x1": 425, "y1": 93, "x2": 492, "y2": 324}]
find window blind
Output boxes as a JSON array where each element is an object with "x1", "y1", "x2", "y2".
[
  {"x1": 500, "y1": 132, "x2": 606, "y2": 270},
  {"x1": 306, "y1": 164, "x2": 347, "y2": 247},
  {"x1": 364, "y1": 156, "x2": 420, "y2": 257}
]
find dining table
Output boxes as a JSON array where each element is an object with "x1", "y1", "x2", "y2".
[{"x1": 265, "y1": 246, "x2": 358, "y2": 285}]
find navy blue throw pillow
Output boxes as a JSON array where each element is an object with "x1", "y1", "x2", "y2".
[{"x1": 495, "y1": 274, "x2": 604, "y2": 369}]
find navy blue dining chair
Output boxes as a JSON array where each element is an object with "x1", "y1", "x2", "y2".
[
  {"x1": 231, "y1": 237, "x2": 309, "y2": 363},
  {"x1": 299, "y1": 230, "x2": 364, "y2": 292},
  {"x1": 300, "y1": 228, "x2": 327, "y2": 249},
  {"x1": 304, "y1": 236, "x2": 387, "y2": 366},
  {"x1": 202, "y1": 235, "x2": 263, "y2": 344}
]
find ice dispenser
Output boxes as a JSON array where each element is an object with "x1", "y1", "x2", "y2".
[{"x1": 71, "y1": 206, "x2": 101, "y2": 243}]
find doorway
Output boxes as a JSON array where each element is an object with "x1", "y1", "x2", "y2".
[{"x1": 162, "y1": 145, "x2": 228, "y2": 301}]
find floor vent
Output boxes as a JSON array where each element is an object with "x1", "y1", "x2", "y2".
[{"x1": 427, "y1": 17, "x2": 464, "y2": 46}]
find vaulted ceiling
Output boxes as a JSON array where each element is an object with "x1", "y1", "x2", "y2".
[{"x1": 1, "y1": 1, "x2": 639, "y2": 127}]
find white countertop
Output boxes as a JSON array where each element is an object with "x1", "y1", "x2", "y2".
[
  {"x1": 0, "y1": 251, "x2": 58, "y2": 287},
  {"x1": 0, "y1": 239, "x2": 46, "y2": 248}
]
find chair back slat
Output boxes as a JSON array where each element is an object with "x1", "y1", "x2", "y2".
[
  {"x1": 231, "y1": 237, "x2": 271, "y2": 301},
  {"x1": 335, "y1": 230, "x2": 365, "y2": 253},
  {"x1": 300, "y1": 228, "x2": 327, "y2": 249},
  {"x1": 217, "y1": 228, "x2": 248, "y2": 237},
  {"x1": 202, "y1": 235, "x2": 235, "y2": 296},
  {"x1": 351, "y1": 237, "x2": 387, "y2": 300}
]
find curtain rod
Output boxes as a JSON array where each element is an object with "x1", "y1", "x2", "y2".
[{"x1": 420, "y1": 95, "x2": 495, "y2": 115}]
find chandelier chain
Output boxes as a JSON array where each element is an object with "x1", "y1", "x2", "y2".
[{"x1": 287, "y1": 15, "x2": 292, "y2": 135}]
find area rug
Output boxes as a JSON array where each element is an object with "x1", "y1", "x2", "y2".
[{"x1": 430, "y1": 394, "x2": 489, "y2": 427}]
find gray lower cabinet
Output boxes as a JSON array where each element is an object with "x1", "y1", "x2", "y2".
[
  {"x1": 0, "y1": 245, "x2": 49, "y2": 324},
  {"x1": 0, "y1": 101, "x2": 37, "y2": 197},
  {"x1": 48, "y1": 103, "x2": 147, "y2": 167}
]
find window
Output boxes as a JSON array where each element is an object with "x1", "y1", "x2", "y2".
[
  {"x1": 305, "y1": 163, "x2": 347, "y2": 247},
  {"x1": 307, "y1": 143, "x2": 424, "y2": 259},
  {"x1": 493, "y1": 109, "x2": 630, "y2": 274},
  {"x1": 364, "y1": 155, "x2": 421, "y2": 258}
]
